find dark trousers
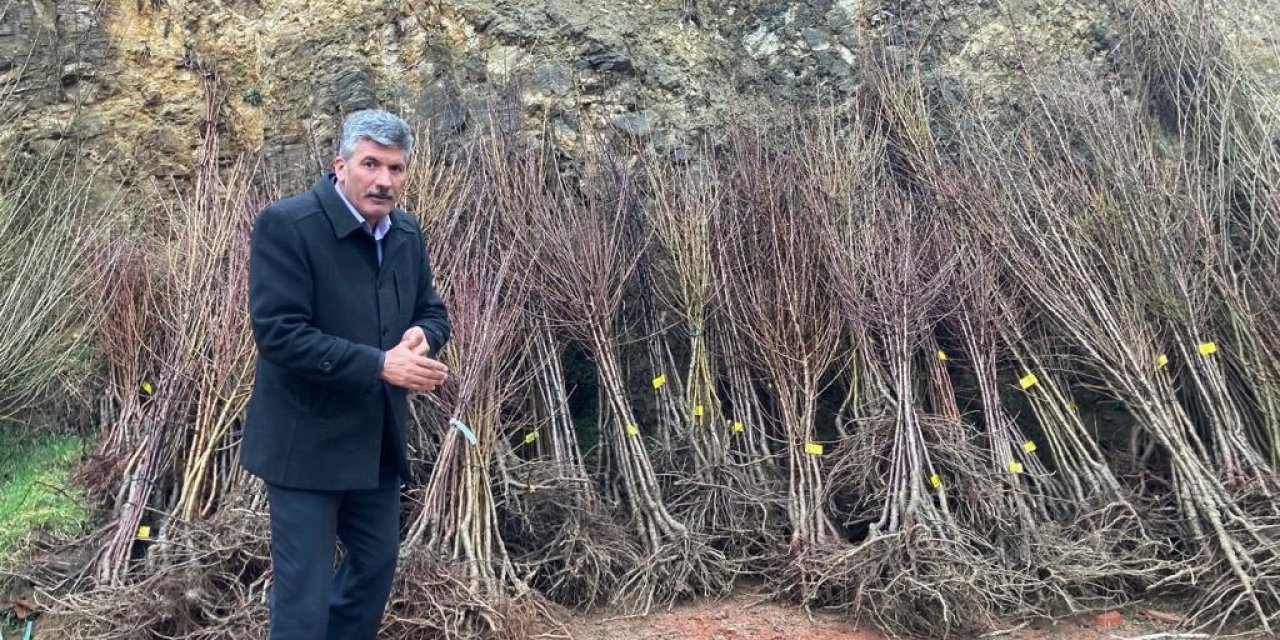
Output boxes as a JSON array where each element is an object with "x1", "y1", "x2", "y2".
[{"x1": 265, "y1": 462, "x2": 400, "y2": 640}]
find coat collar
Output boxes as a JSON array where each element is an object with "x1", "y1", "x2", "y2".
[{"x1": 313, "y1": 173, "x2": 407, "y2": 240}]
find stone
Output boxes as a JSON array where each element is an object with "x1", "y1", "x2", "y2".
[
  {"x1": 486, "y1": 45, "x2": 526, "y2": 78},
  {"x1": 482, "y1": 16, "x2": 526, "y2": 40},
  {"x1": 535, "y1": 62, "x2": 573, "y2": 95},
  {"x1": 27, "y1": 137, "x2": 60, "y2": 156},
  {"x1": 743, "y1": 25, "x2": 782, "y2": 59},
  {"x1": 0, "y1": 0, "x2": 109, "y2": 114},
  {"x1": 651, "y1": 64, "x2": 684, "y2": 91},
  {"x1": 461, "y1": 54, "x2": 488, "y2": 84},
  {"x1": 610, "y1": 110, "x2": 657, "y2": 137},
  {"x1": 332, "y1": 68, "x2": 377, "y2": 112},
  {"x1": 552, "y1": 119, "x2": 579, "y2": 152},
  {"x1": 414, "y1": 78, "x2": 470, "y2": 137},
  {"x1": 826, "y1": 5, "x2": 853, "y2": 32},
  {"x1": 813, "y1": 50, "x2": 846, "y2": 84},
  {"x1": 60, "y1": 62, "x2": 96, "y2": 86},
  {"x1": 802, "y1": 27, "x2": 830, "y2": 50},
  {"x1": 581, "y1": 41, "x2": 632, "y2": 73}
]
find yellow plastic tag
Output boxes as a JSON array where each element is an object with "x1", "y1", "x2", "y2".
[
  {"x1": 1155, "y1": 354, "x2": 1169, "y2": 369},
  {"x1": 141, "y1": 381, "x2": 154, "y2": 394},
  {"x1": 1022, "y1": 440, "x2": 1037, "y2": 453},
  {"x1": 1198, "y1": 342, "x2": 1218, "y2": 356},
  {"x1": 1019, "y1": 373, "x2": 1038, "y2": 390},
  {"x1": 626, "y1": 424, "x2": 640, "y2": 437},
  {"x1": 929, "y1": 473, "x2": 942, "y2": 489},
  {"x1": 1007, "y1": 460, "x2": 1024, "y2": 474},
  {"x1": 652, "y1": 375, "x2": 666, "y2": 389},
  {"x1": 1067, "y1": 402, "x2": 1078, "y2": 414},
  {"x1": 137, "y1": 525, "x2": 151, "y2": 539},
  {"x1": 936, "y1": 350, "x2": 948, "y2": 362},
  {"x1": 523, "y1": 431, "x2": 538, "y2": 445},
  {"x1": 731, "y1": 421, "x2": 745, "y2": 433},
  {"x1": 804, "y1": 442, "x2": 824, "y2": 456},
  {"x1": 693, "y1": 405, "x2": 704, "y2": 417}
]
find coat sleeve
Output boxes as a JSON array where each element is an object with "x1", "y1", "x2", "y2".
[
  {"x1": 249, "y1": 207, "x2": 383, "y2": 388},
  {"x1": 413, "y1": 230, "x2": 450, "y2": 357}
]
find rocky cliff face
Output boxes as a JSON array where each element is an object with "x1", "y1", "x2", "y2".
[{"x1": 2, "y1": 0, "x2": 1276, "y2": 184}]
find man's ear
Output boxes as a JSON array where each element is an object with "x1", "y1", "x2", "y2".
[{"x1": 333, "y1": 155, "x2": 347, "y2": 182}]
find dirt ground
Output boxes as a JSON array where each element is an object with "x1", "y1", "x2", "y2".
[{"x1": 564, "y1": 591, "x2": 1202, "y2": 640}]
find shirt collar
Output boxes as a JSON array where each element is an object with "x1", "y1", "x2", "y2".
[{"x1": 332, "y1": 175, "x2": 392, "y2": 240}]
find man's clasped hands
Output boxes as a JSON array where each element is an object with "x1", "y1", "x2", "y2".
[{"x1": 378, "y1": 326, "x2": 449, "y2": 392}]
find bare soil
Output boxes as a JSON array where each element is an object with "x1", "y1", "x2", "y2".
[{"x1": 566, "y1": 591, "x2": 1200, "y2": 640}]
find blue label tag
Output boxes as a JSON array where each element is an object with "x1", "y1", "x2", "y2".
[{"x1": 449, "y1": 418, "x2": 477, "y2": 445}]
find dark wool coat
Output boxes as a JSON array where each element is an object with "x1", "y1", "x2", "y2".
[{"x1": 241, "y1": 174, "x2": 450, "y2": 490}]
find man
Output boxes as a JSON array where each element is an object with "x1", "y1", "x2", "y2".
[{"x1": 242, "y1": 109, "x2": 450, "y2": 640}]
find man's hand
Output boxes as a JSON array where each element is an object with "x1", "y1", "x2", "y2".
[
  {"x1": 380, "y1": 339, "x2": 448, "y2": 392},
  {"x1": 401, "y1": 326, "x2": 431, "y2": 356}
]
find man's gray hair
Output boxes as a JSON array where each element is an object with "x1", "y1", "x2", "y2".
[{"x1": 337, "y1": 110, "x2": 415, "y2": 159}]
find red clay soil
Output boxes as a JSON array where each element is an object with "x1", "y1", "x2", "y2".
[
  {"x1": 564, "y1": 592, "x2": 1200, "y2": 640},
  {"x1": 566, "y1": 594, "x2": 883, "y2": 640}
]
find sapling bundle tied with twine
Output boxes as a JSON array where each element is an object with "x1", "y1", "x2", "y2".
[
  {"x1": 387, "y1": 123, "x2": 569, "y2": 638},
  {"x1": 515, "y1": 137, "x2": 732, "y2": 613},
  {"x1": 717, "y1": 126, "x2": 845, "y2": 554},
  {"x1": 962, "y1": 81, "x2": 1280, "y2": 631},
  {"x1": 86, "y1": 76, "x2": 266, "y2": 586},
  {"x1": 637, "y1": 146, "x2": 781, "y2": 564},
  {"x1": 27, "y1": 73, "x2": 276, "y2": 640}
]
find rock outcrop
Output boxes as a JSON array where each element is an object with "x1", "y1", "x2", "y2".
[{"x1": 1, "y1": 1, "x2": 1275, "y2": 183}]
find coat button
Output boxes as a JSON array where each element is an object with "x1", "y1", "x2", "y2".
[{"x1": 319, "y1": 360, "x2": 333, "y2": 372}]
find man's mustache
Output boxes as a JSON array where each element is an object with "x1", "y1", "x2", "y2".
[{"x1": 367, "y1": 187, "x2": 395, "y2": 199}]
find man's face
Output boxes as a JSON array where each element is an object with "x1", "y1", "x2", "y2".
[{"x1": 334, "y1": 139, "x2": 408, "y2": 223}]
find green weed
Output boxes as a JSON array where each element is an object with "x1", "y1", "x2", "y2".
[{"x1": 0, "y1": 423, "x2": 90, "y2": 560}]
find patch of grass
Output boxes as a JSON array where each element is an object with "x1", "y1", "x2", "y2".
[{"x1": 0, "y1": 422, "x2": 90, "y2": 562}]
